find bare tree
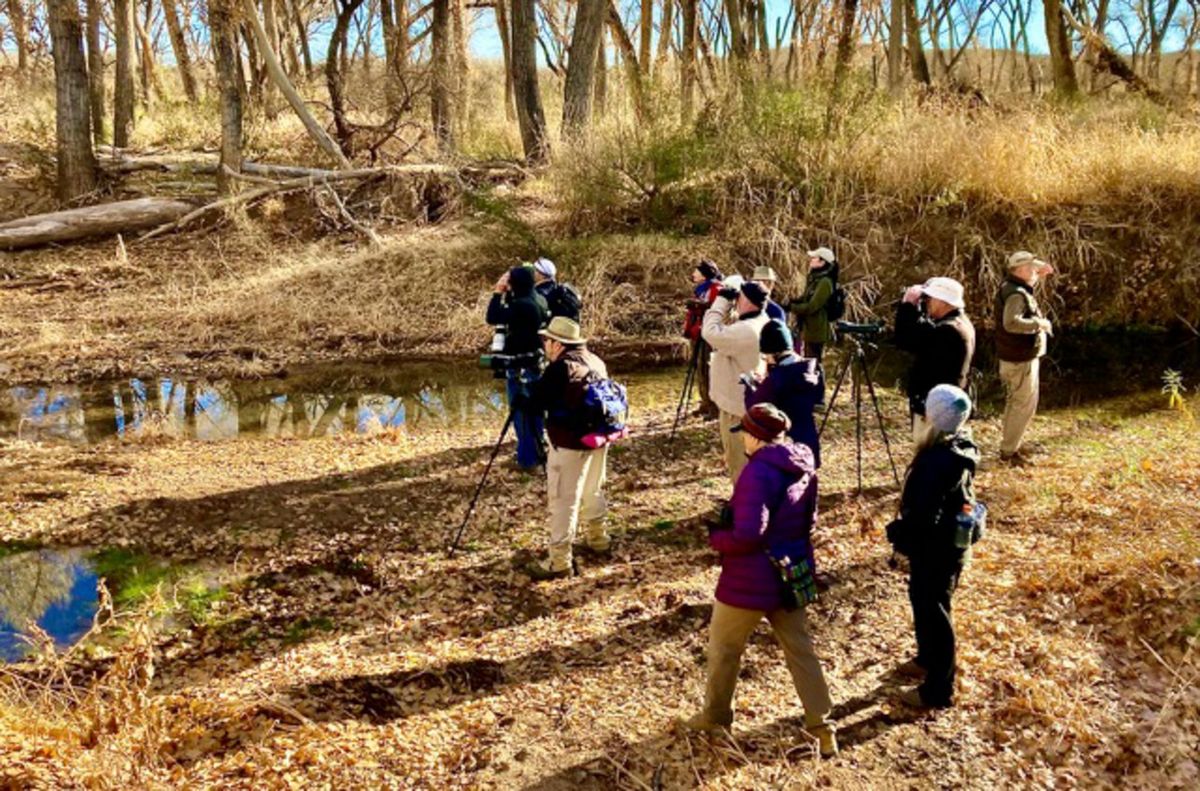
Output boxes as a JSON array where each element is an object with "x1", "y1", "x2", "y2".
[
  {"x1": 431, "y1": 0, "x2": 455, "y2": 150},
  {"x1": 888, "y1": 0, "x2": 905, "y2": 93},
  {"x1": 114, "y1": 0, "x2": 137, "y2": 146},
  {"x1": 163, "y1": 0, "x2": 199, "y2": 101},
  {"x1": 210, "y1": 0, "x2": 244, "y2": 194},
  {"x1": 1044, "y1": 0, "x2": 1079, "y2": 95},
  {"x1": 512, "y1": 0, "x2": 550, "y2": 162},
  {"x1": 681, "y1": 0, "x2": 697, "y2": 116},
  {"x1": 639, "y1": 0, "x2": 653, "y2": 73},
  {"x1": 7, "y1": 0, "x2": 29, "y2": 72},
  {"x1": 906, "y1": 0, "x2": 931, "y2": 84},
  {"x1": 495, "y1": 0, "x2": 516, "y2": 120},
  {"x1": 85, "y1": 0, "x2": 106, "y2": 143},
  {"x1": 47, "y1": 0, "x2": 99, "y2": 200},
  {"x1": 562, "y1": 0, "x2": 607, "y2": 134}
]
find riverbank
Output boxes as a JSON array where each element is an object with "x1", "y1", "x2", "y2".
[{"x1": 1, "y1": 382, "x2": 1196, "y2": 787}]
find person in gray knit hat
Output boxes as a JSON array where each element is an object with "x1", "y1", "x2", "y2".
[{"x1": 887, "y1": 384, "x2": 980, "y2": 709}]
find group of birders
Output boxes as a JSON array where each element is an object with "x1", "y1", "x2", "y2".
[{"x1": 484, "y1": 247, "x2": 1056, "y2": 758}]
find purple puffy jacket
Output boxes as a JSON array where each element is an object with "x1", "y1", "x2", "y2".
[{"x1": 710, "y1": 440, "x2": 818, "y2": 612}]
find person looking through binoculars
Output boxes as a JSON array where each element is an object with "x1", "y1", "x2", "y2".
[
  {"x1": 702, "y1": 276, "x2": 770, "y2": 488},
  {"x1": 683, "y1": 260, "x2": 724, "y2": 420},
  {"x1": 486, "y1": 266, "x2": 550, "y2": 471},
  {"x1": 894, "y1": 277, "x2": 976, "y2": 448},
  {"x1": 743, "y1": 320, "x2": 823, "y2": 469}
]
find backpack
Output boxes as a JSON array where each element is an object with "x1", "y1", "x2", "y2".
[
  {"x1": 826, "y1": 283, "x2": 847, "y2": 322},
  {"x1": 580, "y1": 375, "x2": 629, "y2": 447},
  {"x1": 546, "y1": 282, "x2": 583, "y2": 322}
]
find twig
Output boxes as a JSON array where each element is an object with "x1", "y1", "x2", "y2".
[
  {"x1": 603, "y1": 754, "x2": 654, "y2": 791},
  {"x1": 323, "y1": 184, "x2": 383, "y2": 247}
]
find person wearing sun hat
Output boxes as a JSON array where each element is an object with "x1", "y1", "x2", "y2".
[
  {"x1": 895, "y1": 276, "x2": 976, "y2": 448},
  {"x1": 887, "y1": 384, "x2": 980, "y2": 710},
  {"x1": 679, "y1": 403, "x2": 837, "y2": 757},
  {"x1": 751, "y1": 265, "x2": 788, "y2": 323},
  {"x1": 788, "y1": 247, "x2": 839, "y2": 363},
  {"x1": 702, "y1": 277, "x2": 770, "y2": 487},
  {"x1": 520, "y1": 316, "x2": 613, "y2": 580},
  {"x1": 995, "y1": 251, "x2": 1055, "y2": 464}
]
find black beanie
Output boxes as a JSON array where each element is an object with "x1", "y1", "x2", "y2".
[
  {"x1": 696, "y1": 260, "x2": 722, "y2": 281},
  {"x1": 759, "y1": 319, "x2": 794, "y2": 355},
  {"x1": 508, "y1": 266, "x2": 534, "y2": 296}
]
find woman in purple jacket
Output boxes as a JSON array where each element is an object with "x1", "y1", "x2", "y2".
[{"x1": 680, "y1": 404, "x2": 837, "y2": 758}]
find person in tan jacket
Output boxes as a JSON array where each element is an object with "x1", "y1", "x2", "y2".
[{"x1": 702, "y1": 277, "x2": 770, "y2": 487}]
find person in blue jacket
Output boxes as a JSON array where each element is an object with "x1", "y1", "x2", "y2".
[{"x1": 743, "y1": 320, "x2": 823, "y2": 468}]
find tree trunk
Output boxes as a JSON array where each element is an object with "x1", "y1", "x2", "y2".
[
  {"x1": 162, "y1": 0, "x2": 198, "y2": 102},
  {"x1": 904, "y1": 0, "x2": 930, "y2": 85},
  {"x1": 0, "y1": 198, "x2": 193, "y2": 250},
  {"x1": 6, "y1": 0, "x2": 29, "y2": 72},
  {"x1": 327, "y1": 0, "x2": 365, "y2": 155},
  {"x1": 113, "y1": 0, "x2": 136, "y2": 147},
  {"x1": 452, "y1": 0, "x2": 470, "y2": 132},
  {"x1": 681, "y1": 0, "x2": 697, "y2": 118},
  {"x1": 562, "y1": 0, "x2": 607, "y2": 135},
  {"x1": 210, "y1": 0, "x2": 243, "y2": 195},
  {"x1": 496, "y1": 0, "x2": 516, "y2": 121},
  {"x1": 293, "y1": 0, "x2": 314, "y2": 79},
  {"x1": 639, "y1": 0, "x2": 653, "y2": 74},
  {"x1": 261, "y1": 0, "x2": 281, "y2": 116},
  {"x1": 135, "y1": 0, "x2": 160, "y2": 102},
  {"x1": 887, "y1": 0, "x2": 904, "y2": 94},
  {"x1": 47, "y1": 0, "x2": 99, "y2": 201},
  {"x1": 595, "y1": 28, "x2": 608, "y2": 116},
  {"x1": 657, "y1": 0, "x2": 674, "y2": 66},
  {"x1": 511, "y1": 0, "x2": 550, "y2": 163},
  {"x1": 827, "y1": 0, "x2": 858, "y2": 132},
  {"x1": 243, "y1": 0, "x2": 351, "y2": 166},
  {"x1": 85, "y1": 0, "x2": 106, "y2": 143},
  {"x1": 607, "y1": 0, "x2": 648, "y2": 119},
  {"x1": 1043, "y1": 0, "x2": 1078, "y2": 96},
  {"x1": 380, "y1": 0, "x2": 402, "y2": 110},
  {"x1": 431, "y1": 0, "x2": 455, "y2": 151}
]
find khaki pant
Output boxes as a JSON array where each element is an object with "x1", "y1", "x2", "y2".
[
  {"x1": 718, "y1": 410, "x2": 747, "y2": 488},
  {"x1": 700, "y1": 601, "x2": 833, "y2": 729},
  {"x1": 546, "y1": 444, "x2": 609, "y2": 571},
  {"x1": 999, "y1": 358, "x2": 1040, "y2": 455}
]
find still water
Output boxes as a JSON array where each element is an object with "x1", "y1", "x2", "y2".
[{"x1": 0, "y1": 549, "x2": 98, "y2": 662}]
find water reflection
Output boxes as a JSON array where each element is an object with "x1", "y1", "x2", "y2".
[
  {"x1": 0, "y1": 363, "x2": 508, "y2": 445},
  {"x1": 0, "y1": 549, "x2": 98, "y2": 662}
]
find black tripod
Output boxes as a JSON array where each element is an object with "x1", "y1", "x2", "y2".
[
  {"x1": 670, "y1": 341, "x2": 702, "y2": 440},
  {"x1": 818, "y1": 334, "x2": 901, "y2": 494},
  {"x1": 447, "y1": 411, "x2": 515, "y2": 557}
]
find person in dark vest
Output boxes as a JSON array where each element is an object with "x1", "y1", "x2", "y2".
[
  {"x1": 744, "y1": 320, "x2": 823, "y2": 468},
  {"x1": 894, "y1": 277, "x2": 976, "y2": 449},
  {"x1": 486, "y1": 266, "x2": 549, "y2": 470},
  {"x1": 683, "y1": 260, "x2": 724, "y2": 419},
  {"x1": 680, "y1": 404, "x2": 837, "y2": 757},
  {"x1": 887, "y1": 385, "x2": 979, "y2": 709},
  {"x1": 788, "y1": 248, "x2": 838, "y2": 363},
  {"x1": 533, "y1": 258, "x2": 583, "y2": 322},
  {"x1": 995, "y1": 251, "x2": 1054, "y2": 464}
]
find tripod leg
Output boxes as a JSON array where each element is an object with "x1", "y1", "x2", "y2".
[
  {"x1": 854, "y1": 354, "x2": 864, "y2": 494},
  {"x1": 448, "y1": 413, "x2": 515, "y2": 557},
  {"x1": 860, "y1": 356, "x2": 902, "y2": 488},
  {"x1": 671, "y1": 344, "x2": 701, "y2": 440},
  {"x1": 818, "y1": 350, "x2": 854, "y2": 438}
]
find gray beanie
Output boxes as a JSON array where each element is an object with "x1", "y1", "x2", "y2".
[{"x1": 925, "y1": 384, "x2": 972, "y2": 435}]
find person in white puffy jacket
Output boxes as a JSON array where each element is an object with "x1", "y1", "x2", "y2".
[{"x1": 702, "y1": 276, "x2": 770, "y2": 487}]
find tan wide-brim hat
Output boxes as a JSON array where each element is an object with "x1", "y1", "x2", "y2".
[
  {"x1": 539, "y1": 316, "x2": 586, "y2": 345},
  {"x1": 1007, "y1": 250, "x2": 1054, "y2": 273}
]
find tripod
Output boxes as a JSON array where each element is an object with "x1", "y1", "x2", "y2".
[
  {"x1": 669, "y1": 341, "x2": 702, "y2": 440},
  {"x1": 818, "y1": 334, "x2": 901, "y2": 494},
  {"x1": 447, "y1": 411, "x2": 515, "y2": 557}
]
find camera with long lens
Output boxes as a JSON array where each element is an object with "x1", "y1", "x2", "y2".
[
  {"x1": 479, "y1": 351, "x2": 543, "y2": 378},
  {"x1": 835, "y1": 320, "x2": 886, "y2": 337}
]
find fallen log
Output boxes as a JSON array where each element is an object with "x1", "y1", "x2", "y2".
[{"x1": 0, "y1": 198, "x2": 194, "y2": 251}]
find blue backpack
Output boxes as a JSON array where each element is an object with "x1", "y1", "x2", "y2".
[{"x1": 582, "y1": 376, "x2": 628, "y2": 436}]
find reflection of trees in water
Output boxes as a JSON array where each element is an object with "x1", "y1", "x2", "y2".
[
  {"x1": 4, "y1": 366, "x2": 508, "y2": 444},
  {"x1": 0, "y1": 551, "x2": 81, "y2": 632}
]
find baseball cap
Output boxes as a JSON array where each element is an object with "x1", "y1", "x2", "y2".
[{"x1": 807, "y1": 247, "x2": 836, "y2": 264}]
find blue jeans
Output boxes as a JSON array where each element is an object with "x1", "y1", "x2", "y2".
[{"x1": 506, "y1": 370, "x2": 545, "y2": 469}]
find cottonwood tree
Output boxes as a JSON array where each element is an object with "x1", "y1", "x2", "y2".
[
  {"x1": 512, "y1": 0, "x2": 549, "y2": 162},
  {"x1": 562, "y1": 0, "x2": 607, "y2": 134},
  {"x1": 114, "y1": 0, "x2": 137, "y2": 146},
  {"x1": 209, "y1": 0, "x2": 243, "y2": 194},
  {"x1": 1044, "y1": 0, "x2": 1080, "y2": 95},
  {"x1": 47, "y1": 0, "x2": 99, "y2": 201},
  {"x1": 162, "y1": 0, "x2": 199, "y2": 102},
  {"x1": 85, "y1": 0, "x2": 106, "y2": 143}
]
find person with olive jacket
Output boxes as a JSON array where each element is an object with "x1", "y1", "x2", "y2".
[{"x1": 789, "y1": 247, "x2": 839, "y2": 363}]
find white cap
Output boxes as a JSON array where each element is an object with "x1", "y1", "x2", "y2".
[
  {"x1": 533, "y1": 257, "x2": 556, "y2": 278},
  {"x1": 920, "y1": 277, "x2": 965, "y2": 309},
  {"x1": 807, "y1": 247, "x2": 836, "y2": 264}
]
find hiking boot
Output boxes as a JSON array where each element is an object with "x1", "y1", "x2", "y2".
[
  {"x1": 806, "y1": 726, "x2": 839, "y2": 758},
  {"x1": 895, "y1": 659, "x2": 927, "y2": 680},
  {"x1": 998, "y1": 450, "x2": 1028, "y2": 467},
  {"x1": 676, "y1": 711, "x2": 731, "y2": 733},
  {"x1": 898, "y1": 687, "x2": 952, "y2": 710},
  {"x1": 524, "y1": 558, "x2": 576, "y2": 581},
  {"x1": 576, "y1": 542, "x2": 612, "y2": 559}
]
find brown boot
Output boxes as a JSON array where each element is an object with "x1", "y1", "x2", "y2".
[
  {"x1": 676, "y1": 711, "x2": 731, "y2": 733},
  {"x1": 895, "y1": 659, "x2": 927, "y2": 680},
  {"x1": 806, "y1": 726, "x2": 839, "y2": 758}
]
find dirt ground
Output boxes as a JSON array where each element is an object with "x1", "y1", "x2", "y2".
[{"x1": 1, "y1": 378, "x2": 1197, "y2": 789}]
